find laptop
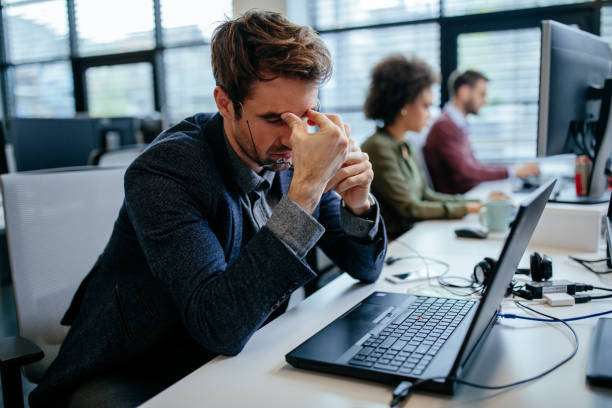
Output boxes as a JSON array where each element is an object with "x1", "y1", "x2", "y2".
[{"x1": 286, "y1": 179, "x2": 556, "y2": 394}]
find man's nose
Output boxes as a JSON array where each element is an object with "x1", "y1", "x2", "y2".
[{"x1": 278, "y1": 124, "x2": 293, "y2": 146}]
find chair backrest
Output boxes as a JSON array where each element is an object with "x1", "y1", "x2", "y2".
[
  {"x1": 97, "y1": 144, "x2": 145, "y2": 167},
  {"x1": 0, "y1": 167, "x2": 125, "y2": 382}
]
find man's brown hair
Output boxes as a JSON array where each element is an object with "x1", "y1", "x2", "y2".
[
  {"x1": 364, "y1": 54, "x2": 438, "y2": 126},
  {"x1": 449, "y1": 69, "x2": 488, "y2": 97},
  {"x1": 211, "y1": 9, "x2": 332, "y2": 116}
]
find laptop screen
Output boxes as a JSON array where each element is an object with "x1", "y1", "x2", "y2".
[{"x1": 451, "y1": 179, "x2": 556, "y2": 375}]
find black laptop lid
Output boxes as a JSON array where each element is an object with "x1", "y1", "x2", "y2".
[{"x1": 451, "y1": 179, "x2": 556, "y2": 375}]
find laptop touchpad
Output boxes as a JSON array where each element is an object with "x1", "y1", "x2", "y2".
[{"x1": 289, "y1": 304, "x2": 387, "y2": 362}]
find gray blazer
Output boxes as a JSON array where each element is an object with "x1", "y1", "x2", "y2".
[{"x1": 29, "y1": 113, "x2": 387, "y2": 407}]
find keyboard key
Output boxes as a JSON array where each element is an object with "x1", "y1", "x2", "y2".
[
  {"x1": 374, "y1": 363, "x2": 399, "y2": 371},
  {"x1": 399, "y1": 367, "x2": 414, "y2": 375},
  {"x1": 403, "y1": 344, "x2": 417, "y2": 352},
  {"x1": 391, "y1": 340, "x2": 408, "y2": 351},
  {"x1": 349, "y1": 359, "x2": 374, "y2": 367}
]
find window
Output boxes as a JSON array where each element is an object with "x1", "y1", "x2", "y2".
[
  {"x1": 457, "y1": 28, "x2": 541, "y2": 160},
  {"x1": 311, "y1": 0, "x2": 439, "y2": 30},
  {"x1": 3, "y1": 0, "x2": 69, "y2": 64},
  {"x1": 11, "y1": 62, "x2": 75, "y2": 117},
  {"x1": 1, "y1": 0, "x2": 232, "y2": 120},
  {"x1": 86, "y1": 63, "x2": 155, "y2": 117},
  {"x1": 164, "y1": 46, "x2": 217, "y2": 123},
  {"x1": 443, "y1": 0, "x2": 584, "y2": 16},
  {"x1": 320, "y1": 23, "x2": 440, "y2": 145},
  {"x1": 308, "y1": 0, "x2": 599, "y2": 161},
  {"x1": 74, "y1": 0, "x2": 155, "y2": 56},
  {"x1": 160, "y1": 0, "x2": 232, "y2": 46},
  {"x1": 601, "y1": 5, "x2": 612, "y2": 45}
]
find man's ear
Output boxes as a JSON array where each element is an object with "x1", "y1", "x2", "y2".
[
  {"x1": 456, "y1": 85, "x2": 471, "y2": 103},
  {"x1": 214, "y1": 86, "x2": 235, "y2": 119}
]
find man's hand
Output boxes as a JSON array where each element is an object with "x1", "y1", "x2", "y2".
[
  {"x1": 282, "y1": 110, "x2": 350, "y2": 213},
  {"x1": 514, "y1": 162, "x2": 540, "y2": 178},
  {"x1": 325, "y1": 137, "x2": 374, "y2": 216}
]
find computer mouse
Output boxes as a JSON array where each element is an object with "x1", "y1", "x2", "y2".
[{"x1": 454, "y1": 226, "x2": 488, "y2": 239}]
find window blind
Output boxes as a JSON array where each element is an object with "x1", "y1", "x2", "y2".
[
  {"x1": 11, "y1": 62, "x2": 75, "y2": 117},
  {"x1": 601, "y1": 5, "x2": 612, "y2": 45},
  {"x1": 443, "y1": 0, "x2": 583, "y2": 17},
  {"x1": 311, "y1": 0, "x2": 439, "y2": 30},
  {"x1": 86, "y1": 63, "x2": 155, "y2": 117},
  {"x1": 164, "y1": 46, "x2": 217, "y2": 124},
  {"x1": 320, "y1": 23, "x2": 440, "y2": 146},
  {"x1": 74, "y1": 0, "x2": 155, "y2": 56},
  {"x1": 160, "y1": 0, "x2": 232, "y2": 46},
  {"x1": 3, "y1": 0, "x2": 69, "y2": 64},
  {"x1": 457, "y1": 28, "x2": 540, "y2": 160}
]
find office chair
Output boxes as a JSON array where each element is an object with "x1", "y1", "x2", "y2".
[
  {"x1": 0, "y1": 167, "x2": 125, "y2": 408},
  {"x1": 97, "y1": 144, "x2": 145, "y2": 167}
]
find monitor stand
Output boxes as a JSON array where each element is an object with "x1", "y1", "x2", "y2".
[{"x1": 549, "y1": 184, "x2": 611, "y2": 204}]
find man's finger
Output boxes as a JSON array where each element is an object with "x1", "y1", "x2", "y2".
[
  {"x1": 334, "y1": 171, "x2": 373, "y2": 193},
  {"x1": 342, "y1": 151, "x2": 368, "y2": 167},
  {"x1": 281, "y1": 112, "x2": 307, "y2": 132},
  {"x1": 305, "y1": 109, "x2": 334, "y2": 129},
  {"x1": 344, "y1": 123, "x2": 351, "y2": 140}
]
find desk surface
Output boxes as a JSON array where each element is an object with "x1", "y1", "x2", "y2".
[{"x1": 141, "y1": 181, "x2": 612, "y2": 408}]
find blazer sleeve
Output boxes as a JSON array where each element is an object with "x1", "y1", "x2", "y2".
[
  {"x1": 314, "y1": 191, "x2": 386, "y2": 284},
  {"x1": 432, "y1": 123, "x2": 509, "y2": 183},
  {"x1": 123, "y1": 141, "x2": 316, "y2": 356},
  {"x1": 365, "y1": 139, "x2": 467, "y2": 220}
]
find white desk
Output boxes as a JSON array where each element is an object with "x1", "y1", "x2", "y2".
[{"x1": 141, "y1": 187, "x2": 612, "y2": 408}]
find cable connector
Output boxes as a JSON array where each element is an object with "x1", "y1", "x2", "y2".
[
  {"x1": 575, "y1": 283, "x2": 594, "y2": 292},
  {"x1": 573, "y1": 293, "x2": 592, "y2": 303},
  {"x1": 390, "y1": 381, "x2": 413, "y2": 407}
]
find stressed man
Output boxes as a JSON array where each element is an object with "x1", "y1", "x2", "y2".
[
  {"x1": 424, "y1": 70, "x2": 539, "y2": 194},
  {"x1": 30, "y1": 10, "x2": 386, "y2": 408}
]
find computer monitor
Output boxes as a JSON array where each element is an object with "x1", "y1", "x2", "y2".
[
  {"x1": 11, "y1": 118, "x2": 100, "y2": 171},
  {"x1": 607, "y1": 194, "x2": 612, "y2": 268},
  {"x1": 537, "y1": 20, "x2": 612, "y2": 203}
]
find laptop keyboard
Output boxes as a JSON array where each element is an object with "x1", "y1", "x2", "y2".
[{"x1": 348, "y1": 297, "x2": 475, "y2": 377}]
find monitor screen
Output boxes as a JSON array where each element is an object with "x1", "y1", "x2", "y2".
[
  {"x1": 11, "y1": 118, "x2": 100, "y2": 172},
  {"x1": 537, "y1": 21, "x2": 612, "y2": 157}
]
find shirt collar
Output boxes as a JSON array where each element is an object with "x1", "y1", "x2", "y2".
[
  {"x1": 444, "y1": 102, "x2": 469, "y2": 132},
  {"x1": 223, "y1": 134, "x2": 275, "y2": 195}
]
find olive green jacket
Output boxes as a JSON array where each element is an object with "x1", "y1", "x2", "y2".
[{"x1": 362, "y1": 128, "x2": 468, "y2": 237}]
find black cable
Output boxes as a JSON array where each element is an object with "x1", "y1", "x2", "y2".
[
  {"x1": 389, "y1": 381, "x2": 413, "y2": 407},
  {"x1": 387, "y1": 303, "x2": 581, "y2": 404},
  {"x1": 568, "y1": 255, "x2": 612, "y2": 275},
  {"x1": 593, "y1": 286, "x2": 612, "y2": 292}
]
